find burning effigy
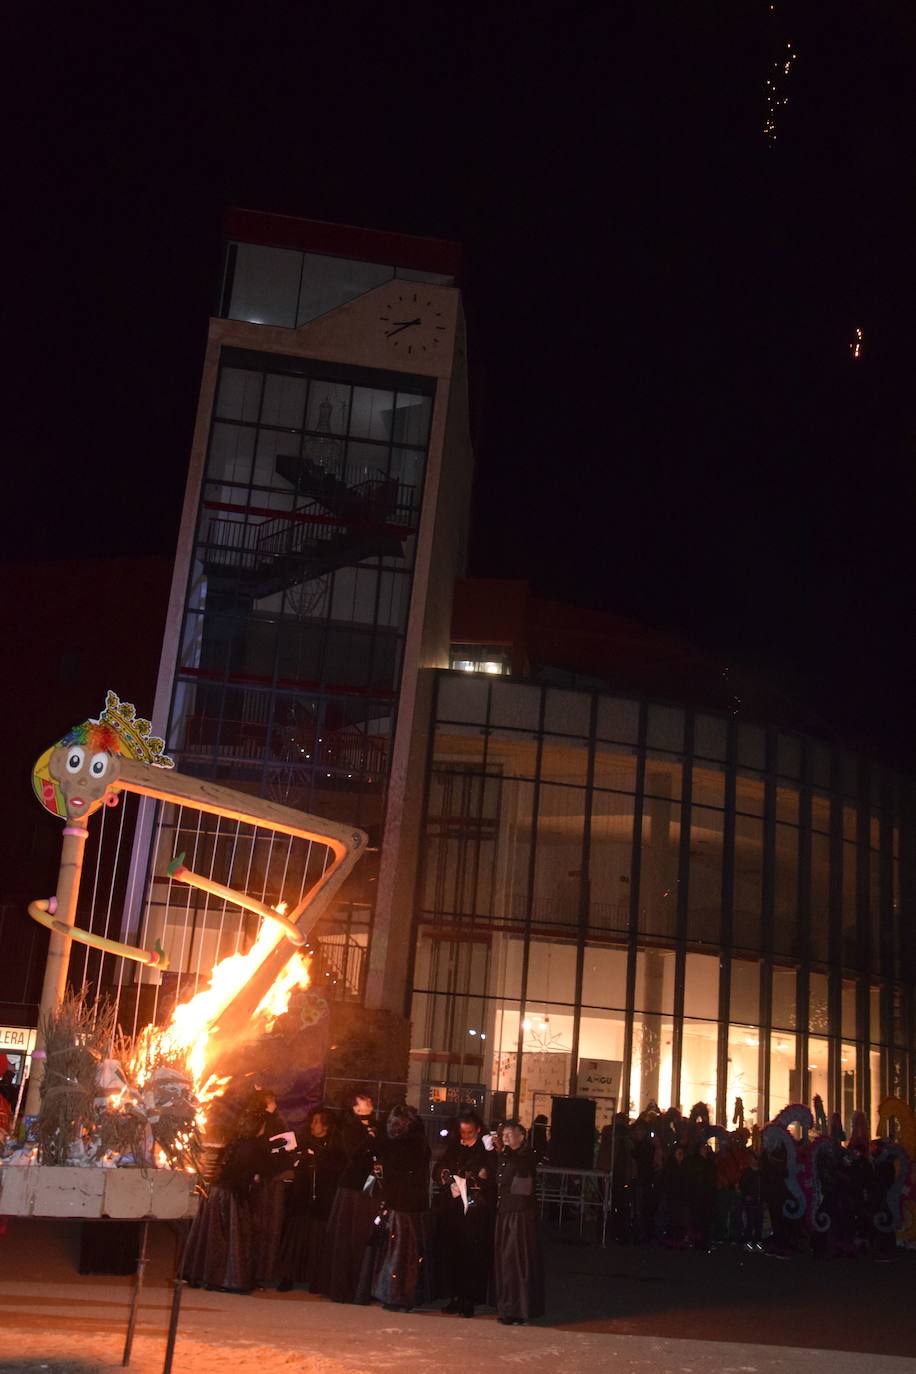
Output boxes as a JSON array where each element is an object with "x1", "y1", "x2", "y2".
[{"x1": 0, "y1": 693, "x2": 366, "y2": 1218}]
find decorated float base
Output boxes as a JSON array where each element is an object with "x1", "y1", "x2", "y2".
[{"x1": 0, "y1": 1165, "x2": 198, "y2": 1220}]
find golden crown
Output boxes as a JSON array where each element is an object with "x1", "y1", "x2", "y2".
[{"x1": 100, "y1": 691, "x2": 175, "y2": 769}]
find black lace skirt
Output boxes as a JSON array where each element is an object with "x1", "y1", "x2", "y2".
[
  {"x1": 181, "y1": 1184, "x2": 254, "y2": 1293},
  {"x1": 492, "y1": 1211, "x2": 545, "y2": 1321},
  {"x1": 320, "y1": 1186, "x2": 379, "y2": 1303}
]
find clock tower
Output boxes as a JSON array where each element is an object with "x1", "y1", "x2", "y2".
[{"x1": 141, "y1": 210, "x2": 473, "y2": 1026}]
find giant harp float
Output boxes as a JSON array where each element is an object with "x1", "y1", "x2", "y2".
[{"x1": 2, "y1": 691, "x2": 366, "y2": 1221}]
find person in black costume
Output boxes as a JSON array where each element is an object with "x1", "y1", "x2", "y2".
[
  {"x1": 250, "y1": 1091, "x2": 294, "y2": 1288},
  {"x1": 434, "y1": 1109, "x2": 495, "y2": 1317},
  {"x1": 182, "y1": 1086, "x2": 272, "y2": 1293},
  {"x1": 319, "y1": 1092, "x2": 381, "y2": 1302},
  {"x1": 276, "y1": 1108, "x2": 344, "y2": 1290},
  {"x1": 370, "y1": 1104, "x2": 432, "y2": 1311},
  {"x1": 492, "y1": 1121, "x2": 545, "y2": 1325}
]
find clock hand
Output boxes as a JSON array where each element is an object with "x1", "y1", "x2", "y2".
[{"x1": 386, "y1": 318, "x2": 422, "y2": 336}]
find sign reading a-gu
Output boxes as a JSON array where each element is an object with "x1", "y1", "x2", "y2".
[{"x1": 576, "y1": 1058, "x2": 622, "y2": 1100}]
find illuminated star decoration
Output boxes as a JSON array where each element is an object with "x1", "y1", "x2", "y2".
[
  {"x1": 764, "y1": 11, "x2": 797, "y2": 145},
  {"x1": 850, "y1": 327, "x2": 863, "y2": 360}
]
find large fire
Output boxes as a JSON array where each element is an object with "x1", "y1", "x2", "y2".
[{"x1": 132, "y1": 902, "x2": 310, "y2": 1121}]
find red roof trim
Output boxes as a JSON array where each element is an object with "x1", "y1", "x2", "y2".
[{"x1": 223, "y1": 208, "x2": 462, "y2": 278}]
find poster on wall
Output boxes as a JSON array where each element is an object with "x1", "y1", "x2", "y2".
[{"x1": 576, "y1": 1057, "x2": 621, "y2": 1102}]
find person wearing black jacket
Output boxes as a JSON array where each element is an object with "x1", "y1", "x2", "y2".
[
  {"x1": 492, "y1": 1121, "x2": 545, "y2": 1325},
  {"x1": 319, "y1": 1093, "x2": 382, "y2": 1302},
  {"x1": 277, "y1": 1108, "x2": 345, "y2": 1290},
  {"x1": 370, "y1": 1104, "x2": 432, "y2": 1311},
  {"x1": 434, "y1": 1109, "x2": 495, "y2": 1317}
]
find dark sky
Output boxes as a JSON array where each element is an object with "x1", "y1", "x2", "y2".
[{"x1": 8, "y1": 2, "x2": 916, "y2": 760}]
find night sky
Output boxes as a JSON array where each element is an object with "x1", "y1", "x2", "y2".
[{"x1": 8, "y1": 2, "x2": 916, "y2": 762}]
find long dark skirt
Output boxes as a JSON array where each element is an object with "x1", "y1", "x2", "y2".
[
  {"x1": 251, "y1": 1175, "x2": 290, "y2": 1288},
  {"x1": 182, "y1": 1185, "x2": 254, "y2": 1293},
  {"x1": 279, "y1": 1213, "x2": 327, "y2": 1289},
  {"x1": 435, "y1": 1203, "x2": 494, "y2": 1306},
  {"x1": 371, "y1": 1209, "x2": 434, "y2": 1310},
  {"x1": 492, "y1": 1211, "x2": 545, "y2": 1321},
  {"x1": 321, "y1": 1186, "x2": 379, "y2": 1303}
]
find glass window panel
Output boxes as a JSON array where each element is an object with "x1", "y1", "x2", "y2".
[
  {"x1": 737, "y1": 723, "x2": 766, "y2": 771},
  {"x1": 735, "y1": 771, "x2": 766, "y2": 817},
  {"x1": 631, "y1": 1009, "x2": 674, "y2": 1113},
  {"x1": 694, "y1": 713, "x2": 727, "y2": 760},
  {"x1": 776, "y1": 785, "x2": 799, "y2": 824},
  {"x1": 207, "y1": 422, "x2": 256, "y2": 486},
  {"x1": 438, "y1": 675, "x2": 489, "y2": 725},
  {"x1": 229, "y1": 243, "x2": 300, "y2": 327},
  {"x1": 539, "y1": 735, "x2": 588, "y2": 785},
  {"x1": 349, "y1": 386, "x2": 394, "y2": 441},
  {"x1": 684, "y1": 952, "x2": 720, "y2": 1020},
  {"x1": 692, "y1": 763, "x2": 725, "y2": 809},
  {"x1": 841, "y1": 752, "x2": 859, "y2": 798},
  {"x1": 769, "y1": 1031, "x2": 797, "y2": 1120},
  {"x1": 581, "y1": 944, "x2": 628, "y2": 1008},
  {"x1": 589, "y1": 791, "x2": 634, "y2": 934},
  {"x1": 840, "y1": 1042, "x2": 858, "y2": 1133},
  {"x1": 841, "y1": 978, "x2": 858, "y2": 1038},
  {"x1": 730, "y1": 959, "x2": 760, "y2": 1024},
  {"x1": 841, "y1": 841, "x2": 858, "y2": 965},
  {"x1": 809, "y1": 971, "x2": 829, "y2": 1036},
  {"x1": 214, "y1": 366, "x2": 263, "y2": 423},
  {"x1": 681, "y1": 1018, "x2": 719, "y2": 1118},
  {"x1": 733, "y1": 814, "x2": 763, "y2": 949},
  {"x1": 391, "y1": 392, "x2": 432, "y2": 447},
  {"x1": 777, "y1": 734, "x2": 801, "y2": 779},
  {"x1": 644, "y1": 751, "x2": 683, "y2": 800},
  {"x1": 638, "y1": 797, "x2": 681, "y2": 938},
  {"x1": 592, "y1": 742, "x2": 637, "y2": 793},
  {"x1": 524, "y1": 939, "x2": 578, "y2": 1004},
  {"x1": 305, "y1": 380, "x2": 350, "y2": 433},
  {"x1": 808, "y1": 742, "x2": 832, "y2": 790},
  {"x1": 596, "y1": 695, "x2": 640, "y2": 744},
  {"x1": 870, "y1": 984, "x2": 883, "y2": 1042},
  {"x1": 260, "y1": 372, "x2": 306, "y2": 429},
  {"x1": 869, "y1": 1046, "x2": 882, "y2": 1135},
  {"x1": 687, "y1": 806, "x2": 724, "y2": 944},
  {"x1": 810, "y1": 832, "x2": 830, "y2": 963},
  {"x1": 486, "y1": 729, "x2": 539, "y2": 779},
  {"x1": 431, "y1": 724, "x2": 485, "y2": 769},
  {"x1": 842, "y1": 803, "x2": 858, "y2": 843},
  {"x1": 810, "y1": 792, "x2": 831, "y2": 834},
  {"x1": 727, "y1": 1025, "x2": 762, "y2": 1130},
  {"x1": 634, "y1": 948, "x2": 675, "y2": 1013},
  {"x1": 518, "y1": 1004, "x2": 576, "y2": 1123},
  {"x1": 772, "y1": 966, "x2": 797, "y2": 1029},
  {"x1": 297, "y1": 252, "x2": 391, "y2": 325},
  {"x1": 490, "y1": 682, "x2": 541, "y2": 731},
  {"x1": 891, "y1": 984, "x2": 906, "y2": 1045},
  {"x1": 807, "y1": 1037, "x2": 831, "y2": 1118},
  {"x1": 647, "y1": 704, "x2": 684, "y2": 752},
  {"x1": 578, "y1": 1008, "x2": 626, "y2": 1126},
  {"x1": 544, "y1": 688, "x2": 591, "y2": 737},
  {"x1": 531, "y1": 785, "x2": 585, "y2": 928},
  {"x1": 390, "y1": 445, "x2": 424, "y2": 504},
  {"x1": 774, "y1": 824, "x2": 796, "y2": 956}
]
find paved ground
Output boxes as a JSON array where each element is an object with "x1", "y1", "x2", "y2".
[{"x1": 0, "y1": 1219, "x2": 914, "y2": 1374}]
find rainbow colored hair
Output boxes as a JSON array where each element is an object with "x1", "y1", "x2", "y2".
[{"x1": 60, "y1": 722, "x2": 122, "y2": 754}]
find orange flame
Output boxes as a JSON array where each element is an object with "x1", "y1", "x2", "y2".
[{"x1": 132, "y1": 901, "x2": 309, "y2": 1122}]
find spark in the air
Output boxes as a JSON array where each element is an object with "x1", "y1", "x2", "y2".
[
  {"x1": 764, "y1": 33, "x2": 797, "y2": 144},
  {"x1": 850, "y1": 327, "x2": 863, "y2": 360}
]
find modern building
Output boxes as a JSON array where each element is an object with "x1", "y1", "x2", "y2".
[{"x1": 114, "y1": 211, "x2": 913, "y2": 1134}]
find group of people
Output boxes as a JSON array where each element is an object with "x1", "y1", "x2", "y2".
[
  {"x1": 596, "y1": 1108, "x2": 903, "y2": 1256},
  {"x1": 182, "y1": 1088, "x2": 545, "y2": 1324}
]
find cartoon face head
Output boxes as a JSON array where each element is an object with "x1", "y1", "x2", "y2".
[{"x1": 35, "y1": 721, "x2": 122, "y2": 821}]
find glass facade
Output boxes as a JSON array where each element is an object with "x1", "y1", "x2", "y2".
[
  {"x1": 220, "y1": 242, "x2": 454, "y2": 329},
  {"x1": 409, "y1": 672, "x2": 915, "y2": 1132},
  {"x1": 165, "y1": 346, "x2": 435, "y2": 965}
]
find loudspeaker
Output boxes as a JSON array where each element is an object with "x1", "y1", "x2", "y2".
[{"x1": 549, "y1": 1096, "x2": 595, "y2": 1169}]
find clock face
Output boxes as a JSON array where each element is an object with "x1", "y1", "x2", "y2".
[{"x1": 378, "y1": 291, "x2": 448, "y2": 356}]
